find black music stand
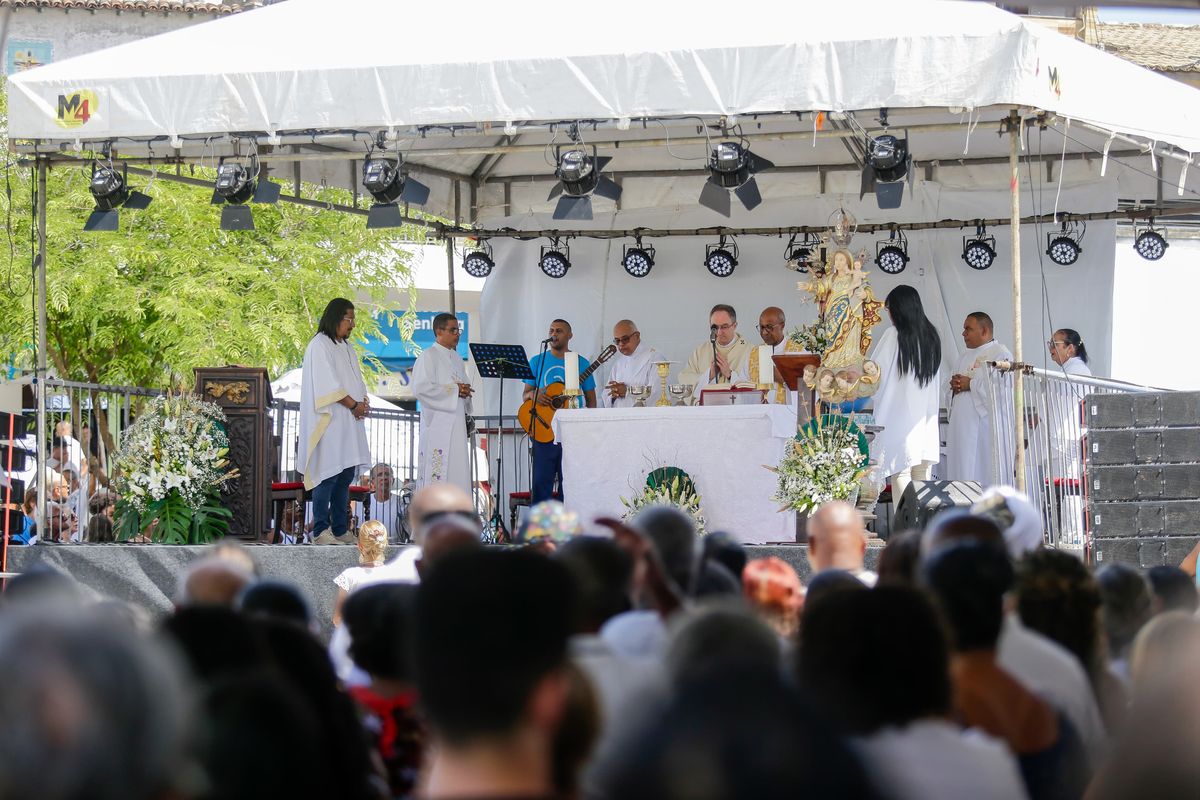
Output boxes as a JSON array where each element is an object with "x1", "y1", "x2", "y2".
[{"x1": 469, "y1": 343, "x2": 534, "y2": 541}]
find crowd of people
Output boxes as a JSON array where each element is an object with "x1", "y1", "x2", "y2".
[
  {"x1": 13, "y1": 420, "x2": 117, "y2": 544},
  {"x1": 3, "y1": 479, "x2": 1199, "y2": 800}
]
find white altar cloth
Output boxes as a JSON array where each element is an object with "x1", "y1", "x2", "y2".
[{"x1": 552, "y1": 405, "x2": 798, "y2": 544}]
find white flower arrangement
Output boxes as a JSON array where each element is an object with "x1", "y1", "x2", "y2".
[
  {"x1": 768, "y1": 415, "x2": 868, "y2": 513},
  {"x1": 112, "y1": 394, "x2": 237, "y2": 543},
  {"x1": 788, "y1": 319, "x2": 836, "y2": 355},
  {"x1": 620, "y1": 470, "x2": 708, "y2": 537}
]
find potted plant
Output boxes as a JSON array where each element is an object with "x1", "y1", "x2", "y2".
[
  {"x1": 112, "y1": 394, "x2": 238, "y2": 544},
  {"x1": 620, "y1": 466, "x2": 707, "y2": 537},
  {"x1": 767, "y1": 414, "x2": 869, "y2": 542}
]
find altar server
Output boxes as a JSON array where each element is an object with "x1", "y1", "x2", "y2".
[
  {"x1": 297, "y1": 298, "x2": 373, "y2": 545},
  {"x1": 680, "y1": 304, "x2": 750, "y2": 399},
  {"x1": 411, "y1": 313, "x2": 474, "y2": 494},
  {"x1": 604, "y1": 319, "x2": 660, "y2": 407},
  {"x1": 869, "y1": 286, "x2": 942, "y2": 504},
  {"x1": 946, "y1": 312, "x2": 1012, "y2": 485}
]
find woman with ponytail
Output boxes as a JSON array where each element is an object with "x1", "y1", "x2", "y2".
[{"x1": 870, "y1": 286, "x2": 943, "y2": 503}]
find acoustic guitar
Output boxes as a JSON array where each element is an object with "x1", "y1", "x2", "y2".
[{"x1": 518, "y1": 345, "x2": 617, "y2": 443}]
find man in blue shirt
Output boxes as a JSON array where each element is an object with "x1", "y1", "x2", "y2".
[{"x1": 522, "y1": 319, "x2": 598, "y2": 504}]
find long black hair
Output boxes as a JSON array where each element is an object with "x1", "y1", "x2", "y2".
[
  {"x1": 1057, "y1": 328, "x2": 1089, "y2": 365},
  {"x1": 884, "y1": 285, "x2": 940, "y2": 387},
  {"x1": 317, "y1": 298, "x2": 354, "y2": 341}
]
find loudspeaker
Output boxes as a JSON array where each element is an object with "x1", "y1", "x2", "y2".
[{"x1": 894, "y1": 480, "x2": 984, "y2": 531}]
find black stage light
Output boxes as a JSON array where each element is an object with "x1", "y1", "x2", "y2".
[
  {"x1": 621, "y1": 235, "x2": 655, "y2": 278},
  {"x1": 462, "y1": 240, "x2": 495, "y2": 278},
  {"x1": 704, "y1": 236, "x2": 738, "y2": 278},
  {"x1": 785, "y1": 233, "x2": 821, "y2": 273},
  {"x1": 211, "y1": 156, "x2": 281, "y2": 231},
  {"x1": 547, "y1": 146, "x2": 621, "y2": 221},
  {"x1": 1133, "y1": 220, "x2": 1168, "y2": 261},
  {"x1": 698, "y1": 141, "x2": 775, "y2": 217},
  {"x1": 860, "y1": 128, "x2": 912, "y2": 210},
  {"x1": 84, "y1": 162, "x2": 152, "y2": 232},
  {"x1": 539, "y1": 241, "x2": 571, "y2": 279},
  {"x1": 875, "y1": 229, "x2": 910, "y2": 275},
  {"x1": 1046, "y1": 220, "x2": 1083, "y2": 266},
  {"x1": 962, "y1": 224, "x2": 997, "y2": 270},
  {"x1": 363, "y1": 154, "x2": 431, "y2": 229}
]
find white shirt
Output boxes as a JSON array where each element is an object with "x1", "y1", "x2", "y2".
[
  {"x1": 367, "y1": 492, "x2": 403, "y2": 541},
  {"x1": 603, "y1": 342, "x2": 660, "y2": 408},
  {"x1": 869, "y1": 327, "x2": 941, "y2": 477},
  {"x1": 296, "y1": 333, "x2": 372, "y2": 490},
  {"x1": 946, "y1": 339, "x2": 1012, "y2": 485},
  {"x1": 854, "y1": 720, "x2": 1028, "y2": 800},
  {"x1": 600, "y1": 609, "x2": 669, "y2": 660}
]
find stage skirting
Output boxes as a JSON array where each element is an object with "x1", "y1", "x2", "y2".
[{"x1": 6, "y1": 542, "x2": 880, "y2": 636}]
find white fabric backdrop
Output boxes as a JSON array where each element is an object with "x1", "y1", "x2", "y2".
[{"x1": 478, "y1": 179, "x2": 1117, "y2": 419}]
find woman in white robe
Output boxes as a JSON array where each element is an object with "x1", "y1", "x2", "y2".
[
  {"x1": 1046, "y1": 328, "x2": 1093, "y2": 542},
  {"x1": 869, "y1": 285, "x2": 942, "y2": 504},
  {"x1": 296, "y1": 298, "x2": 373, "y2": 545}
]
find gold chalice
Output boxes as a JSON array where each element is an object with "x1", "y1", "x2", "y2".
[
  {"x1": 629, "y1": 385, "x2": 653, "y2": 407},
  {"x1": 653, "y1": 361, "x2": 674, "y2": 407}
]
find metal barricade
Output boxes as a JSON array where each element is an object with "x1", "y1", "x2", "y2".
[
  {"x1": 984, "y1": 365, "x2": 1160, "y2": 551},
  {"x1": 270, "y1": 399, "x2": 421, "y2": 482}
]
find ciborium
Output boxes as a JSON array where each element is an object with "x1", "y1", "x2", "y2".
[
  {"x1": 629, "y1": 385, "x2": 653, "y2": 407},
  {"x1": 668, "y1": 384, "x2": 693, "y2": 406}
]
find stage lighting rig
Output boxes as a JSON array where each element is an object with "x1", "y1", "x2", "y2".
[
  {"x1": 363, "y1": 150, "x2": 431, "y2": 229},
  {"x1": 211, "y1": 153, "x2": 281, "y2": 231},
  {"x1": 698, "y1": 141, "x2": 775, "y2": 217},
  {"x1": 547, "y1": 145, "x2": 622, "y2": 221},
  {"x1": 462, "y1": 240, "x2": 495, "y2": 278},
  {"x1": 860, "y1": 112, "x2": 912, "y2": 210},
  {"x1": 704, "y1": 236, "x2": 738, "y2": 278},
  {"x1": 84, "y1": 161, "x2": 152, "y2": 232},
  {"x1": 785, "y1": 233, "x2": 822, "y2": 273},
  {"x1": 1133, "y1": 219, "x2": 1168, "y2": 261},
  {"x1": 1046, "y1": 219, "x2": 1084, "y2": 266},
  {"x1": 962, "y1": 224, "x2": 997, "y2": 270},
  {"x1": 621, "y1": 235, "x2": 655, "y2": 278},
  {"x1": 539, "y1": 239, "x2": 571, "y2": 279},
  {"x1": 874, "y1": 229, "x2": 910, "y2": 275}
]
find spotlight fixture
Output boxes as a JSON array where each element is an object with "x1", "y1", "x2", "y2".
[
  {"x1": 698, "y1": 141, "x2": 775, "y2": 217},
  {"x1": 704, "y1": 236, "x2": 739, "y2": 278},
  {"x1": 83, "y1": 161, "x2": 152, "y2": 232},
  {"x1": 874, "y1": 229, "x2": 910, "y2": 275},
  {"x1": 961, "y1": 224, "x2": 997, "y2": 270},
  {"x1": 1045, "y1": 219, "x2": 1084, "y2": 266},
  {"x1": 363, "y1": 152, "x2": 431, "y2": 229},
  {"x1": 210, "y1": 154, "x2": 281, "y2": 231},
  {"x1": 621, "y1": 235, "x2": 655, "y2": 278},
  {"x1": 539, "y1": 240, "x2": 571, "y2": 279},
  {"x1": 547, "y1": 145, "x2": 621, "y2": 221},
  {"x1": 784, "y1": 233, "x2": 822, "y2": 273},
  {"x1": 860, "y1": 114, "x2": 912, "y2": 210},
  {"x1": 462, "y1": 239, "x2": 495, "y2": 278},
  {"x1": 1133, "y1": 219, "x2": 1168, "y2": 261}
]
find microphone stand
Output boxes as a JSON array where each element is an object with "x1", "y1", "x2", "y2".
[
  {"x1": 710, "y1": 327, "x2": 720, "y2": 385},
  {"x1": 528, "y1": 340, "x2": 551, "y2": 508}
]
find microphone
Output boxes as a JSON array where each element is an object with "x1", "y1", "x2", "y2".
[
  {"x1": 709, "y1": 327, "x2": 718, "y2": 343},
  {"x1": 540, "y1": 337, "x2": 554, "y2": 345}
]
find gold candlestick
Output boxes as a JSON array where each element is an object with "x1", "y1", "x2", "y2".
[{"x1": 654, "y1": 361, "x2": 672, "y2": 407}]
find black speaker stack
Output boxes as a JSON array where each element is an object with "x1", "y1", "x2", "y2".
[{"x1": 1086, "y1": 391, "x2": 1200, "y2": 569}]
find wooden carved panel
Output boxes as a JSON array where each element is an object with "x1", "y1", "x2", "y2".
[
  {"x1": 221, "y1": 415, "x2": 257, "y2": 539},
  {"x1": 203, "y1": 379, "x2": 254, "y2": 407}
]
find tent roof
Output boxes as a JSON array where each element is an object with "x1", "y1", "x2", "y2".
[{"x1": 8, "y1": 0, "x2": 1200, "y2": 221}]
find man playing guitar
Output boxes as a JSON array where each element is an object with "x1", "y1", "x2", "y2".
[{"x1": 522, "y1": 319, "x2": 597, "y2": 504}]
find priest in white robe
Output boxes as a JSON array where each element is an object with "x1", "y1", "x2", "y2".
[
  {"x1": 297, "y1": 298, "x2": 373, "y2": 545},
  {"x1": 747, "y1": 306, "x2": 805, "y2": 405},
  {"x1": 411, "y1": 312, "x2": 473, "y2": 494},
  {"x1": 603, "y1": 319, "x2": 660, "y2": 408},
  {"x1": 946, "y1": 312, "x2": 1012, "y2": 485},
  {"x1": 679, "y1": 304, "x2": 750, "y2": 400}
]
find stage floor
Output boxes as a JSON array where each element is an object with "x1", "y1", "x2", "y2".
[{"x1": 7, "y1": 542, "x2": 882, "y2": 637}]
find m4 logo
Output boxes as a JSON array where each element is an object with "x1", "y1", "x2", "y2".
[{"x1": 55, "y1": 90, "x2": 97, "y2": 128}]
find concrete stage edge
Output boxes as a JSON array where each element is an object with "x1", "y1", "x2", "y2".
[{"x1": 6, "y1": 543, "x2": 883, "y2": 637}]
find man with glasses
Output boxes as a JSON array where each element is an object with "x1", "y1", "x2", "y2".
[
  {"x1": 412, "y1": 312, "x2": 474, "y2": 497},
  {"x1": 680, "y1": 304, "x2": 750, "y2": 399},
  {"x1": 748, "y1": 306, "x2": 803, "y2": 404},
  {"x1": 603, "y1": 319, "x2": 660, "y2": 408},
  {"x1": 946, "y1": 312, "x2": 1012, "y2": 485}
]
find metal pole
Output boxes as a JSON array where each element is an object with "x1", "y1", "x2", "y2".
[
  {"x1": 35, "y1": 159, "x2": 48, "y2": 527},
  {"x1": 445, "y1": 237, "x2": 456, "y2": 316},
  {"x1": 1009, "y1": 111, "x2": 1026, "y2": 494}
]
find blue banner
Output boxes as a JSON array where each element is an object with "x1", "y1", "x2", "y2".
[{"x1": 361, "y1": 311, "x2": 469, "y2": 371}]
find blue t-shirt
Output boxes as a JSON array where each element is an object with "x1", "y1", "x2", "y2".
[{"x1": 525, "y1": 352, "x2": 597, "y2": 392}]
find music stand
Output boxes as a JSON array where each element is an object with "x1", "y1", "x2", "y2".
[{"x1": 469, "y1": 343, "x2": 534, "y2": 541}]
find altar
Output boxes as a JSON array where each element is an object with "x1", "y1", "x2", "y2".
[{"x1": 552, "y1": 405, "x2": 798, "y2": 544}]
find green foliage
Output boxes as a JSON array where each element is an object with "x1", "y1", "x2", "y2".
[
  {"x1": 0, "y1": 81, "x2": 422, "y2": 389},
  {"x1": 114, "y1": 486, "x2": 232, "y2": 544}
]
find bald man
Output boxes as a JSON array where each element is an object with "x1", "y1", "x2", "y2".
[
  {"x1": 747, "y1": 306, "x2": 804, "y2": 404},
  {"x1": 806, "y1": 501, "x2": 877, "y2": 586},
  {"x1": 603, "y1": 319, "x2": 660, "y2": 408},
  {"x1": 375, "y1": 482, "x2": 480, "y2": 583},
  {"x1": 176, "y1": 557, "x2": 254, "y2": 608}
]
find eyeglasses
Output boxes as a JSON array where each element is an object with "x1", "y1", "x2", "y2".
[
  {"x1": 712, "y1": 322, "x2": 736, "y2": 332},
  {"x1": 440, "y1": 327, "x2": 463, "y2": 335},
  {"x1": 756, "y1": 323, "x2": 783, "y2": 333},
  {"x1": 613, "y1": 333, "x2": 640, "y2": 346},
  {"x1": 1047, "y1": 340, "x2": 1068, "y2": 348}
]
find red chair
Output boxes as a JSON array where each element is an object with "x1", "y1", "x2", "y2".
[{"x1": 269, "y1": 481, "x2": 373, "y2": 544}]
